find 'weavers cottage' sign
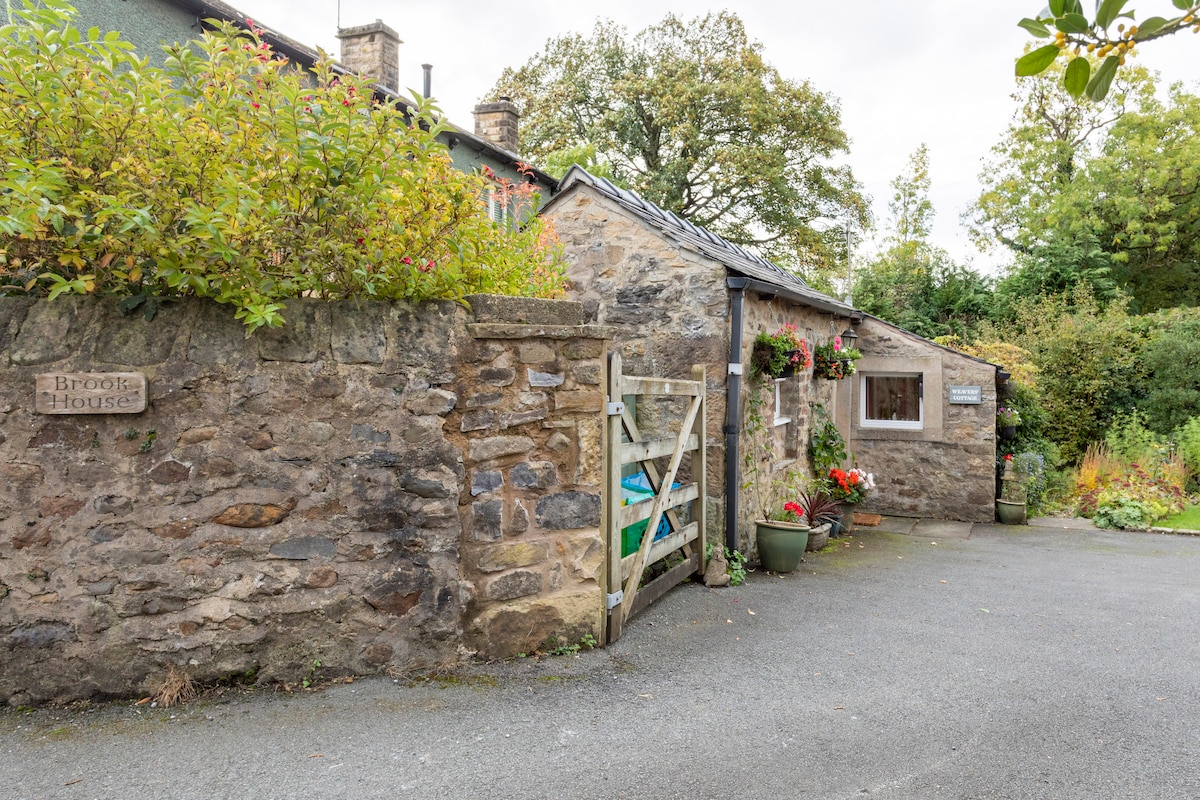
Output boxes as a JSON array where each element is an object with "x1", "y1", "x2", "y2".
[{"x1": 35, "y1": 372, "x2": 147, "y2": 414}]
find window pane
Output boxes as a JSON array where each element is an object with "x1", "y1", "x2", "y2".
[{"x1": 865, "y1": 376, "x2": 920, "y2": 422}]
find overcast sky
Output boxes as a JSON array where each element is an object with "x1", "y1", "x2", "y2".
[{"x1": 228, "y1": 0, "x2": 1196, "y2": 275}]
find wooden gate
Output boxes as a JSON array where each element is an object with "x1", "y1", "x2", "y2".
[{"x1": 602, "y1": 352, "x2": 706, "y2": 644}]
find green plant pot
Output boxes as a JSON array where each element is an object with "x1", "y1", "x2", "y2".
[
  {"x1": 996, "y1": 499, "x2": 1027, "y2": 525},
  {"x1": 756, "y1": 520, "x2": 810, "y2": 572}
]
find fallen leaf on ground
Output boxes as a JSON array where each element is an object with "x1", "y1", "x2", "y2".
[
  {"x1": 939, "y1": 580, "x2": 948, "y2": 584},
  {"x1": 308, "y1": 754, "x2": 324, "y2": 758},
  {"x1": 979, "y1": 609, "x2": 991, "y2": 613},
  {"x1": 747, "y1": 610, "x2": 756, "y2": 615}
]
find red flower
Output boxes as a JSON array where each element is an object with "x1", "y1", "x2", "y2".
[{"x1": 401, "y1": 256, "x2": 412, "y2": 265}]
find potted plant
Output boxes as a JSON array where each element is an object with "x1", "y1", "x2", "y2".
[
  {"x1": 755, "y1": 495, "x2": 811, "y2": 572},
  {"x1": 996, "y1": 454, "x2": 1027, "y2": 524},
  {"x1": 997, "y1": 406, "x2": 1021, "y2": 440},
  {"x1": 813, "y1": 336, "x2": 862, "y2": 380},
  {"x1": 751, "y1": 323, "x2": 812, "y2": 380},
  {"x1": 822, "y1": 466, "x2": 876, "y2": 533},
  {"x1": 796, "y1": 487, "x2": 840, "y2": 550}
]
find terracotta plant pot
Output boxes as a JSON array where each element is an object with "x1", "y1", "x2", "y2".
[{"x1": 755, "y1": 519, "x2": 810, "y2": 572}]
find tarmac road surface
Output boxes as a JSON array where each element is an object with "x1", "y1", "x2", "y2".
[{"x1": 3, "y1": 521, "x2": 1198, "y2": 800}]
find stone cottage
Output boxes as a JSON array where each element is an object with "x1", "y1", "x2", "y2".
[{"x1": 541, "y1": 166, "x2": 999, "y2": 553}]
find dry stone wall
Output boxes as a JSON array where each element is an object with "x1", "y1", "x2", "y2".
[{"x1": 0, "y1": 295, "x2": 609, "y2": 706}]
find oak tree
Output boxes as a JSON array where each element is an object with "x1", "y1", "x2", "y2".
[{"x1": 489, "y1": 12, "x2": 866, "y2": 272}]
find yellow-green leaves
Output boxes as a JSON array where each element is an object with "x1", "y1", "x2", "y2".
[
  {"x1": 1095, "y1": 0, "x2": 1132, "y2": 30},
  {"x1": 0, "y1": 3, "x2": 565, "y2": 330},
  {"x1": 1085, "y1": 56, "x2": 1121, "y2": 101},
  {"x1": 1016, "y1": 44, "x2": 1062, "y2": 77},
  {"x1": 1063, "y1": 56, "x2": 1091, "y2": 97}
]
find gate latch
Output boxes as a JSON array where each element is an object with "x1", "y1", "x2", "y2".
[
  {"x1": 606, "y1": 590, "x2": 624, "y2": 612},
  {"x1": 606, "y1": 401, "x2": 625, "y2": 417}
]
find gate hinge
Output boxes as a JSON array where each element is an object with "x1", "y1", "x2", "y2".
[
  {"x1": 606, "y1": 590, "x2": 624, "y2": 612},
  {"x1": 606, "y1": 401, "x2": 625, "y2": 417}
]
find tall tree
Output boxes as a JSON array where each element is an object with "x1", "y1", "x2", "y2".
[
  {"x1": 967, "y1": 57, "x2": 1156, "y2": 255},
  {"x1": 853, "y1": 147, "x2": 992, "y2": 339},
  {"x1": 889, "y1": 143, "x2": 934, "y2": 247},
  {"x1": 489, "y1": 12, "x2": 867, "y2": 270},
  {"x1": 971, "y1": 63, "x2": 1200, "y2": 312}
]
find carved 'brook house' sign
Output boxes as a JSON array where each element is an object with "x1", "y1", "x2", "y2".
[{"x1": 35, "y1": 372, "x2": 147, "y2": 414}]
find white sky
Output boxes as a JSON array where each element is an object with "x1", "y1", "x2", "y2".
[{"x1": 230, "y1": 0, "x2": 1197, "y2": 275}]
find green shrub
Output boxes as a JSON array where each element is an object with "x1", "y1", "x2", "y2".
[
  {"x1": 1105, "y1": 409, "x2": 1164, "y2": 463},
  {"x1": 0, "y1": 2, "x2": 564, "y2": 330},
  {"x1": 1004, "y1": 289, "x2": 1155, "y2": 463},
  {"x1": 1140, "y1": 314, "x2": 1200, "y2": 435},
  {"x1": 1092, "y1": 496, "x2": 1164, "y2": 531},
  {"x1": 1171, "y1": 416, "x2": 1200, "y2": 491}
]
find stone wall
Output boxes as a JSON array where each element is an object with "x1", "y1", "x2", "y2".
[
  {"x1": 545, "y1": 188, "x2": 731, "y2": 537},
  {"x1": 840, "y1": 317, "x2": 997, "y2": 522},
  {"x1": 737, "y1": 296, "x2": 841, "y2": 551},
  {"x1": 0, "y1": 295, "x2": 609, "y2": 706}
]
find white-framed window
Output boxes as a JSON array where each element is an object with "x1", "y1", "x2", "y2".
[
  {"x1": 773, "y1": 378, "x2": 791, "y2": 428},
  {"x1": 860, "y1": 373, "x2": 923, "y2": 430},
  {"x1": 486, "y1": 185, "x2": 507, "y2": 224}
]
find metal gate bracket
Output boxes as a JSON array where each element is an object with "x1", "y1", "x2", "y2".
[
  {"x1": 606, "y1": 401, "x2": 625, "y2": 416},
  {"x1": 605, "y1": 590, "x2": 624, "y2": 612}
]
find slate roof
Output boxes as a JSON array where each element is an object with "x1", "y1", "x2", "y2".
[{"x1": 550, "y1": 166, "x2": 855, "y2": 315}]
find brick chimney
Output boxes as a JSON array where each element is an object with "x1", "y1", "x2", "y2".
[
  {"x1": 473, "y1": 98, "x2": 520, "y2": 154},
  {"x1": 336, "y1": 20, "x2": 400, "y2": 93}
]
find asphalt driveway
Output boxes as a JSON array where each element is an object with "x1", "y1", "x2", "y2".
[{"x1": 4, "y1": 521, "x2": 1199, "y2": 800}]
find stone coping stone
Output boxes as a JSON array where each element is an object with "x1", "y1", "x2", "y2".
[
  {"x1": 468, "y1": 323, "x2": 615, "y2": 341},
  {"x1": 1146, "y1": 526, "x2": 1200, "y2": 537},
  {"x1": 466, "y1": 295, "x2": 583, "y2": 326}
]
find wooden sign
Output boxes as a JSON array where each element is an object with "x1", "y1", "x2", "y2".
[
  {"x1": 948, "y1": 385, "x2": 982, "y2": 405},
  {"x1": 36, "y1": 372, "x2": 147, "y2": 415}
]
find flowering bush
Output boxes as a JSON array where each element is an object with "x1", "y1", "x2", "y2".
[
  {"x1": 813, "y1": 337, "x2": 862, "y2": 380},
  {"x1": 997, "y1": 407, "x2": 1022, "y2": 427},
  {"x1": 1076, "y1": 461, "x2": 1187, "y2": 529},
  {"x1": 0, "y1": 5, "x2": 565, "y2": 330},
  {"x1": 752, "y1": 323, "x2": 811, "y2": 379},
  {"x1": 824, "y1": 467, "x2": 875, "y2": 504}
]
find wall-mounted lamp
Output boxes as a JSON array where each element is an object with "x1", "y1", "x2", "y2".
[{"x1": 839, "y1": 326, "x2": 859, "y2": 351}]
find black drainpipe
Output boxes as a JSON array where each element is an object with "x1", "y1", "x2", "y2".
[{"x1": 724, "y1": 278, "x2": 750, "y2": 553}]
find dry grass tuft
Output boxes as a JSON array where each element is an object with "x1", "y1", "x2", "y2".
[
  {"x1": 1078, "y1": 441, "x2": 1121, "y2": 491},
  {"x1": 153, "y1": 665, "x2": 198, "y2": 708}
]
